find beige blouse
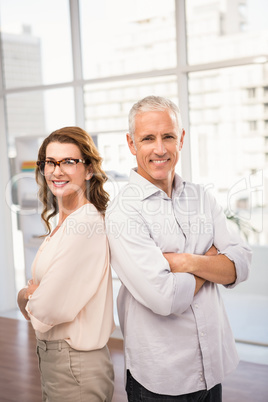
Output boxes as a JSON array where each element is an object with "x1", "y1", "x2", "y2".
[{"x1": 26, "y1": 203, "x2": 115, "y2": 351}]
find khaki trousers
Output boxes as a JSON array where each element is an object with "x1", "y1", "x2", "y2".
[{"x1": 36, "y1": 339, "x2": 114, "y2": 402}]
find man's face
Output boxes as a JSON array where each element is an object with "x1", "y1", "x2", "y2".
[{"x1": 127, "y1": 110, "x2": 185, "y2": 195}]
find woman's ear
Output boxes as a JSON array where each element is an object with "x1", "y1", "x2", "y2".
[{"x1": 86, "y1": 164, "x2": 93, "y2": 181}]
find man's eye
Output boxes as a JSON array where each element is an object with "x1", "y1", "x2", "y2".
[
  {"x1": 142, "y1": 137, "x2": 153, "y2": 141},
  {"x1": 165, "y1": 135, "x2": 175, "y2": 139}
]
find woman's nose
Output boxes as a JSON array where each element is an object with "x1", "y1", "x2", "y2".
[{"x1": 53, "y1": 164, "x2": 64, "y2": 175}]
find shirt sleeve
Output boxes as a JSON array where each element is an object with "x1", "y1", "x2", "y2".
[
  {"x1": 26, "y1": 212, "x2": 109, "y2": 333},
  {"x1": 106, "y1": 208, "x2": 195, "y2": 316},
  {"x1": 207, "y1": 190, "x2": 252, "y2": 288}
]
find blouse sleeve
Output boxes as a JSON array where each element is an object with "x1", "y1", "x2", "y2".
[{"x1": 26, "y1": 209, "x2": 108, "y2": 333}]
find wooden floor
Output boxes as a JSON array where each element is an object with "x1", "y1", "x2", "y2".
[{"x1": 0, "y1": 317, "x2": 268, "y2": 402}]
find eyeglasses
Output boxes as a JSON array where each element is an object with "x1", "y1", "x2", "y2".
[{"x1": 37, "y1": 158, "x2": 86, "y2": 176}]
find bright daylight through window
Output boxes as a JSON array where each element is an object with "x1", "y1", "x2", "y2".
[{"x1": 0, "y1": 0, "x2": 267, "y2": 331}]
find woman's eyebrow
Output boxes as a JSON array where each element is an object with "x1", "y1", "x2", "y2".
[{"x1": 45, "y1": 156, "x2": 73, "y2": 160}]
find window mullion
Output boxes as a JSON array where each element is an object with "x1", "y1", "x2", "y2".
[
  {"x1": 69, "y1": 0, "x2": 85, "y2": 127},
  {"x1": 175, "y1": 0, "x2": 192, "y2": 181}
]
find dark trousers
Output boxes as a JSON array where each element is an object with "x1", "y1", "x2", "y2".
[{"x1": 126, "y1": 370, "x2": 222, "y2": 402}]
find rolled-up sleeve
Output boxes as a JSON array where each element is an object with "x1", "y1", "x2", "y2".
[
  {"x1": 208, "y1": 190, "x2": 252, "y2": 288},
  {"x1": 106, "y1": 209, "x2": 195, "y2": 316}
]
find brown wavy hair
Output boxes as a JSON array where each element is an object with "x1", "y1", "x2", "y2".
[{"x1": 36, "y1": 126, "x2": 109, "y2": 235}]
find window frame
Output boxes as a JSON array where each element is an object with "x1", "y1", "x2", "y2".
[{"x1": 0, "y1": 0, "x2": 267, "y2": 312}]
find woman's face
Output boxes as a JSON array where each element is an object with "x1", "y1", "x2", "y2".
[{"x1": 44, "y1": 141, "x2": 91, "y2": 201}]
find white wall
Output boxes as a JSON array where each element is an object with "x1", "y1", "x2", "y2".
[{"x1": 229, "y1": 245, "x2": 268, "y2": 296}]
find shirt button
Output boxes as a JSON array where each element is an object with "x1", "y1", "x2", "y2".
[{"x1": 195, "y1": 304, "x2": 199, "y2": 308}]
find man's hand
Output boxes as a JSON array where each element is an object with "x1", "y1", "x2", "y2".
[
  {"x1": 163, "y1": 245, "x2": 218, "y2": 273},
  {"x1": 17, "y1": 279, "x2": 39, "y2": 321},
  {"x1": 205, "y1": 245, "x2": 218, "y2": 256},
  {"x1": 163, "y1": 244, "x2": 236, "y2": 285},
  {"x1": 164, "y1": 245, "x2": 218, "y2": 295}
]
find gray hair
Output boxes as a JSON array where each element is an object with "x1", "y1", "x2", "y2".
[{"x1": 128, "y1": 95, "x2": 183, "y2": 139}]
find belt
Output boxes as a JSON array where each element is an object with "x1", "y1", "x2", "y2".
[{"x1": 37, "y1": 338, "x2": 70, "y2": 351}]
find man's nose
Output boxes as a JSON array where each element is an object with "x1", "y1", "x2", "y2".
[{"x1": 154, "y1": 139, "x2": 166, "y2": 155}]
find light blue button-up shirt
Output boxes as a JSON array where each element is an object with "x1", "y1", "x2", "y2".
[{"x1": 106, "y1": 169, "x2": 251, "y2": 396}]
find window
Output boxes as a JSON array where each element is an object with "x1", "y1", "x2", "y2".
[
  {"x1": 247, "y1": 88, "x2": 256, "y2": 98},
  {"x1": 186, "y1": 0, "x2": 268, "y2": 65},
  {"x1": 84, "y1": 75, "x2": 178, "y2": 176},
  {"x1": 79, "y1": 0, "x2": 176, "y2": 79},
  {"x1": 5, "y1": 88, "x2": 75, "y2": 147},
  {"x1": 248, "y1": 120, "x2": 257, "y2": 131},
  {"x1": 0, "y1": 0, "x2": 72, "y2": 88},
  {"x1": 0, "y1": 0, "x2": 267, "y2": 334},
  {"x1": 239, "y1": 4, "x2": 247, "y2": 19},
  {"x1": 186, "y1": 0, "x2": 268, "y2": 246},
  {"x1": 103, "y1": 145, "x2": 112, "y2": 162}
]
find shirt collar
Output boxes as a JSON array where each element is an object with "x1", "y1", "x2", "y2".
[{"x1": 129, "y1": 168, "x2": 185, "y2": 201}]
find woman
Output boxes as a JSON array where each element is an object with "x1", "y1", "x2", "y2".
[{"x1": 17, "y1": 126, "x2": 115, "y2": 402}]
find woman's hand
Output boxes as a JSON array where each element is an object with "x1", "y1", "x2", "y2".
[
  {"x1": 27, "y1": 279, "x2": 39, "y2": 296},
  {"x1": 17, "y1": 279, "x2": 39, "y2": 321}
]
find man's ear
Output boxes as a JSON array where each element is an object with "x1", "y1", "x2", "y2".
[
  {"x1": 85, "y1": 164, "x2": 93, "y2": 180},
  {"x1": 126, "y1": 133, "x2": 137, "y2": 156},
  {"x1": 179, "y1": 129, "x2": 185, "y2": 151}
]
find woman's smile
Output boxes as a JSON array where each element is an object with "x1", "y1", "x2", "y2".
[{"x1": 52, "y1": 180, "x2": 69, "y2": 188}]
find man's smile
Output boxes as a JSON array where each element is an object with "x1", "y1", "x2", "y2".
[{"x1": 150, "y1": 159, "x2": 169, "y2": 164}]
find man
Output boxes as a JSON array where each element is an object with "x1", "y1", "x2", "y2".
[{"x1": 105, "y1": 96, "x2": 251, "y2": 401}]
